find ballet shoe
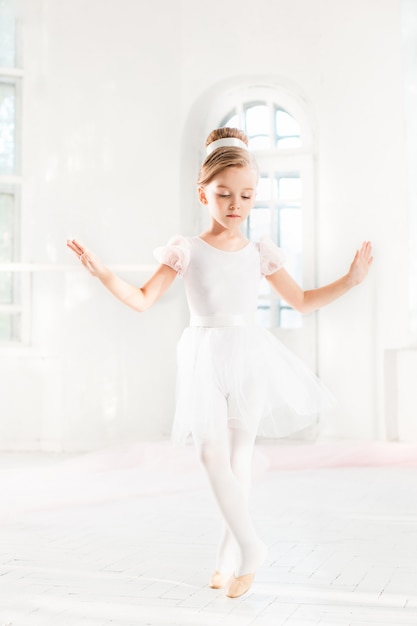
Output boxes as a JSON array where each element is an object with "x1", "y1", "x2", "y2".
[
  {"x1": 209, "y1": 570, "x2": 230, "y2": 589},
  {"x1": 225, "y1": 572, "x2": 255, "y2": 598}
]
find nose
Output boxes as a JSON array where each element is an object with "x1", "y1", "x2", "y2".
[{"x1": 229, "y1": 198, "x2": 239, "y2": 211}]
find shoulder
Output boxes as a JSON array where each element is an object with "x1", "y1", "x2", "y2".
[
  {"x1": 255, "y1": 236, "x2": 287, "y2": 276},
  {"x1": 153, "y1": 235, "x2": 192, "y2": 276}
]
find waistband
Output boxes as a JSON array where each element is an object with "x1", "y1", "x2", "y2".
[{"x1": 189, "y1": 314, "x2": 256, "y2": 328}]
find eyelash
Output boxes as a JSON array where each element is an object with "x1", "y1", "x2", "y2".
[{"x1": 218, "y1": 194, "x2": 251, "y2": 200}]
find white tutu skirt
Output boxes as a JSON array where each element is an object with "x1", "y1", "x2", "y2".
[{"x1": 171, "y1": 324, "x2": 335, "y2": 444}]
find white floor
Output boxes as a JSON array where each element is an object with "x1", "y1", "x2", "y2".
[{"x1": 1, "y1": 441, "x2": 417, "y2": 626}]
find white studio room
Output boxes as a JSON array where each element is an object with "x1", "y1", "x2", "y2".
[{"x1": 1, "y1": 0, "x2": 417, "y2": 625}]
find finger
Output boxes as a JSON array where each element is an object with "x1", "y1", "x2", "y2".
[
  {"x1": 360, "y1": 241, "x2": 372, "y2": 259},
  {"x1": 73, "y1": 241, "x2": 85, "y2": 256},
  {"x1": 66, "y1": 240, "x2": 80, "y2": 253},
  {"x1": 360, "y1": 242, "x2": 373, "y2": 268},
  {"x1": 365, "y1": 243, "x2": 373, "y2": 262},
  {"x1": 67, "y1": 239, "x2": 84, "y2": 256}
]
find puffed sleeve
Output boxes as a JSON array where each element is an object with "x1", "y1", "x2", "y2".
[
  {"x1": 153, "y1": 235, "x2": 191, "y2": 277},
  {"x1": 258, "y1": 236, "x2": 286, "y2": 275}
]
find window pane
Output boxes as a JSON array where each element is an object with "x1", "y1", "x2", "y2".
[
  {"x1": 0, "y1": 0, "x2": 16, "y2": 67},
  {"x1": 277, "y1": 136, "x2": 302, "y2": 149},
  {"x1": 280, "y1": 207, "x2": 302, "y2": 251},
  {"x1": 256, "y1": 306, "x2": 271, "y2": 327},
  {"x1": 258, "y1": 277, "x2": 271, "y2": 297},
  {"x1": 276, "y1": 109, "x2": 301, "y2": 137},
  {"x1": 280, "y1": 207, "x2": 303, "y2": 285},
  {"x1": 248, "y1": 135, "x2": 270, "y2": 150},
  {"x1": 0, "y1": 192, "x2": 13, "y2": 261},
  {"x1": 0, "y1": 191, "x2": 13, "y2": 303},
  {"x1": 246, "y1": 104, "x2": 269, "y2": 136},
  {"x1": 279, "y1": 176, "x2": 302, "y2": 200},
  {"x1": 246, "y1": 104, "x2": 270, "y2": 149},
  {"x1": 280, "y1": 308, "x2": 302, "y2": 329},
  {"x1": 256, "y1": 176, "x2": 271, "y2": 202},
  {"x1": 247, "y1": 207, "x2": 271, "y2": 243},
  {"x1": 0, "y1": 312, "x2": 20, "y2": 341},
  {"x1": 0, "y1": 271, "x2": 12, "y2": 303},
  {"x1": 0, "y1": 82, "x2": 16, "y2": 175}
]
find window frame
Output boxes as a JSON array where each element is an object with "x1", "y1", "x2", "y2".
[
  {"x1": 219, "y1": 96, "x2": 314, "y2": 330},
  {"x1": 0, "y1": 7, "x2": 25, "y2": 345}
]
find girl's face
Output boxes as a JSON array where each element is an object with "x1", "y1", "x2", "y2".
[{"x1": 198, "y1": 166, "x2": 258, "y2": 231}]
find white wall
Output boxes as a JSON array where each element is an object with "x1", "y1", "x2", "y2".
[
  {"x1": 2, "y1": 0, "x2": 185, "y2": 450},
  {"x1": 401, "y1": 0, "x2": 417, "y2": 341},
  {"x1": 0, "y1": 0, "x2": 411, "y2": 449},
  {"x1": 315, "y1": 0, "x2": 409, "y2": 439}
]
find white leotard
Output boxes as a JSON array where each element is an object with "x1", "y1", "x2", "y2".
[{"x1": 154, "y1": 235, "x2": 334, "y2": 444}]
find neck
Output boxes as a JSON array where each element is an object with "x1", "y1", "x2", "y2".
[
  {"x1": 204, "y1": 220, "x2": 245, "y2": 240},
  {"x1": 199, "y1": 221, "x2": 249, "y2": 251}
]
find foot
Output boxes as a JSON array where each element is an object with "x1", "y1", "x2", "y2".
[
  {"x1": 209, "y1": 570, "x2": 230, "y2": 589},
  {"x1": 235, "y1": 539, "x2": 267, "y2": 578},
  {"x1": 225, "y1": 572, "x2": 255, "y2": 598},
  {"x1": 225, "y1": 540, "x2": 267, "y2": 598}
]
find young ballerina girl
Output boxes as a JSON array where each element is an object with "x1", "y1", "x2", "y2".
[{"x1": 67, "y1": 127, "x2": 373, "y2": 598}]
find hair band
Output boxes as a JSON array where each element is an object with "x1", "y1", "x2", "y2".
[{"x1": 206, "y1": 137, "x2": 248, "y2": 155}]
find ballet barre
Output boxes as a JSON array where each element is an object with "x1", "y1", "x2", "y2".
[{"x1": 0, "y1": 264, "x2": 157, "y2": 272}]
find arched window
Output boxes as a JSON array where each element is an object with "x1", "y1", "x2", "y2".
[{"x1": 220, "y1": 100, "x2": 308, "y2": 329}]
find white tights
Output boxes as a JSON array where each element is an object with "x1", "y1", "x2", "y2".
[{"x1": 196, "y1": 421, "x2": 267, "y2": 577}]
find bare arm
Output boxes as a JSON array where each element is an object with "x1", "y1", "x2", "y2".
[
  {"x1": 67, "y1": 239, "x2": 177, "y2": 312},
  {"x1": 266, "y1": 241, "x2": 373, "y2": 314}
]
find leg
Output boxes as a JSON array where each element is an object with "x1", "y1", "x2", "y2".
[
  {"x1": 229, "y1": 419, "x2": 256, "y2": 496},
  {"x1": 214, "y1": 421, "x2": 257, "y2": 576},
  {"x1": 196, "y1": 423, "x2": 266, "y2": 580}
]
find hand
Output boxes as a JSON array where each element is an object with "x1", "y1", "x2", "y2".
[
  {"x1": 348, "y1": 241, "x2": 373, "y2": 286},
  {"x1": 66, "y1": 239, "x2": 107, "y2": 277}
]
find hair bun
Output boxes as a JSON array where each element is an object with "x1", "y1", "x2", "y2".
[{"x1": 206, "y1": 137, "x2": 248, "y2": 155}]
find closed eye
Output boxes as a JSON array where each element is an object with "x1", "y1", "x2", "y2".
[{"x1": 216, "y1": 193, "x2": 252, "y2": 200}]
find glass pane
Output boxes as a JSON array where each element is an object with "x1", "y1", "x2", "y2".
[
  {"x1": 277, "y1": 136, "x2": 302, "y2": 149},
  {"x1": 0, "y1": 192, "x2": 13, "y2": 261},
  {"x1": 280, "y1": 207, "x2": 303, "y2": 284},
  {"x1": 256, "y1": 306, "x2": 271, "y2": 327},
  {"x1": 246, "y1": 104, "x2": 269, "y2": 137},
  {"x1": 258, "y1": 276, "x2": 271, "y2": 297},
  {"x1": 0, "y1": 0, "x2": 16, "y2": 67},
  {"x1": 0, "y1": 271, "x2": 12, "y2": 302},
  {"x1": 280, "y1": 207, "x2": 302, "y2": 251},
  {"x1": 0, "y1": 312, "x2": 20, "y2": 341},
  {"x1": 276, "y1": 109, "x2": 301, "y2": 137},
  {"x1": 0, "y1": 192, "x2": 13, "y2": 303},
  {"x1": 256, "y1": 177, "x2": 271, "y2": 202},
  {"x1": 0, "y1": 82, "x2": 16, "y2": 175},
  {"x1": 280, "y1": 308, "x2": 302, "y2": 329},
  {"x1": 247, "y1": 207, "x2": 271, "y2": 243},
  {"x1": 279, "y1": 176, "x2": 302, "y2": 200},
  {"x1": 248, "y1": 135, "x2": 270, "y2": 150}
]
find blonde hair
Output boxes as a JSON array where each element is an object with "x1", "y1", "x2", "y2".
[{"x1": 197, "y1": 127, "x2": 258, "y2": 186}]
